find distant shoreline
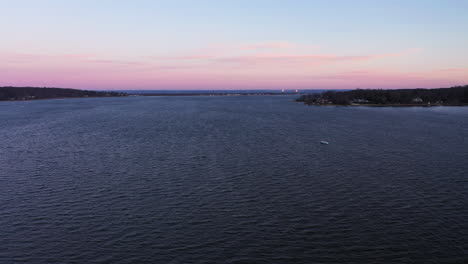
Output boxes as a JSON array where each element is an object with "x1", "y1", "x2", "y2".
[
  {"x1": 0, "y1": 86, "x2": 306, "y2": 101},
  {"x1": 301, "y1": 103, "x2": 468, "y2": 107},
  {"x1": 0, "y1": 95, "x2": 132, "y2": 102},
  {"x1": 131, "y1": 92, "x2": 301, "y2": 97},
  {"x1": 0, "y1": 87, "x2": 127, "y2": 102},
  {"x1": 0, "y1": 92, "x2": 303, "y2": 102},
  {"x1": 296, "y1": 85, "x2": 468, "y2": 107}
]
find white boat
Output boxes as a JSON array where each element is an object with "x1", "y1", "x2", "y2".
[{"x1": 320, "y1": 141, "x2": 329, "y2": 145}]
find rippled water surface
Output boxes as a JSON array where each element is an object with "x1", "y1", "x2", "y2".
[{"x1": 1, "y1": 96, "x2": 467, "y2": 263}]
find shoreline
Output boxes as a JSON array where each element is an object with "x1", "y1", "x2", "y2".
[
  {"x1": 1, "y1": 92, "x2": 302, "y2": 102},
  {"x1": 2, "y1": 96, "x2": 467, "y2": 106},
  {"x1": 0, "y1": 87, "x2": 127, "y2": 102},
  {"x1": 132, "y1": 92, "x2": 301, "y2": 97},
  {"x1": 302, "y1": 103, "x2": 468, "y2": 107},
  {"x1": 0, "y1": 95, "x2": 128, "y2": 102},
  {"x1": 296, "y1": 85, "x2": 468, "y2": 107}
]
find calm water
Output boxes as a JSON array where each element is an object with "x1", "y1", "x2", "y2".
[{"x1": 1, "y1": 95, "x2": 467, "y2": 263}]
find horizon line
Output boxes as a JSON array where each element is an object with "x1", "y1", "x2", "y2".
[{"x1": 2, "y1": 84, "x2": 468, "y2": 91}]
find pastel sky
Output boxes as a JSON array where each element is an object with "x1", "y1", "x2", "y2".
[{"x1": 1, "y1": 0, "x2": 468, "y2": 90}]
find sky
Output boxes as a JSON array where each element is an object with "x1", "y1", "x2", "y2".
[{"x1": 1, "y1": 0, "x2": 468, "y2": 90}]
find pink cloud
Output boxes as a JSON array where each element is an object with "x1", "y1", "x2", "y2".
[
  {"x1": 2, "y1": 67, "x2": 465, "y2": 90},
  {"x1": 1, "y1": 44, "x2": 418, "y2": 72},
  {"x1": 152, "y1": 47, "x2": 421, "y2": 71},
  {"x1": 238, "y1": 42, "x2": 297, "y2": 51},
  {"x1": 2, "y1": 42, "x2": 464, "y2": 90},
  {"x1": 156, "y1": 41, "x2": 307, "y2": 61},
  {"x1": 212, "y1": 54, "x2": 381, "y2": 68},
  {"x1": 293, "y1": 69, "x2": 467, "y2": 89},
  {"x1": 437, "y1": 68, "x2": 468, "y2": 73},
  {"x1": 85, "y1": 59, "x2": 149, "y2": 66},
  {"x1": 1, "y1": 52, "x2": 94, "y2": 63}
]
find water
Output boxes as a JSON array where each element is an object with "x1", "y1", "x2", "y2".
[{"x1": 1, "y1": 95, "x2": 467, "y2": 263}]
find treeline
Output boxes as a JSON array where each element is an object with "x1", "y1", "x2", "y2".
[
  {"x1": 296, "y1": 85, "x2": 468, "y2": 106},
  {"x1": 0, "y1": 87, "x2": 128, "y2": 101}
]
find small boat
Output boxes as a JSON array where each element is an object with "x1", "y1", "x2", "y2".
[{"x1": 320, "y1": 141, "x2": 329, "y2": 145}]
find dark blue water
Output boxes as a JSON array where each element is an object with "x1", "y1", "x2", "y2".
[{"x1": 1, "y1": 95, "x2": 467, "y2": 263}]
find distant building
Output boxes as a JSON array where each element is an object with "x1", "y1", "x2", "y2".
[
  {"x1": 352, "y1": 98, "x2": 370, "y2": 104},
  {"x1": 412, "y1": 97, "x2": 424, "y2": 103}
]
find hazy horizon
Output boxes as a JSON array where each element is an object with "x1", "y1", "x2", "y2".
[{"x1": 5, "y1": 86, "x2": 465, "y2": 92}]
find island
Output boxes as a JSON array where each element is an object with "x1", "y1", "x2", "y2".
[
  {"x1": 296, "y1": 85, "x2": 468, "y2": 106},
  {"x1": 0, "y1": 87, "x2": 128, "y2": 101}
]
